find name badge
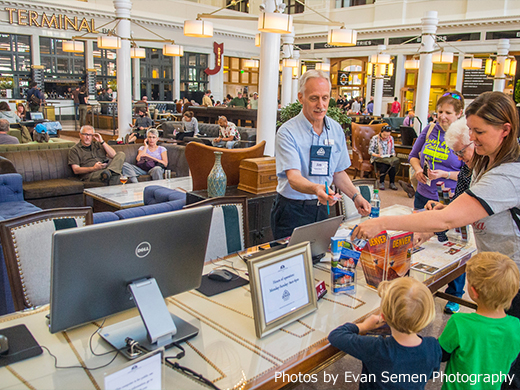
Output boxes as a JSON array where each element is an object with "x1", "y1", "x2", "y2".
[
  {"x1": 309, "y1": 145, "x2": 331, "y2": 176},
  {"x1": 324, "y1": 139, "x2": 335, "y2": 146}
]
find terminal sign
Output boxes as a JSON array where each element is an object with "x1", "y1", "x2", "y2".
[
  {"x1": 5, "y1": 7, "x2": 98, "y2": 33},
  {"x1": 205, "y1": 42, "x2": 224, "y2": 76}
]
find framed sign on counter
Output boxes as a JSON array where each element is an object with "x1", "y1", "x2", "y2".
[{"x1": 247, "y1": 241, "x2": 317, "y2": 338}]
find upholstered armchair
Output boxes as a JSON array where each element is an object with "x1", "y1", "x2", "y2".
[
  {"x1": 0, "y1": 207, "x2": 93, "y2": 311},
  {"x1": 185, "y1": 140, "x2": 266, "y2": 191},
  {"x1": 350, "y1": 123, "x2": 387, "y2": 179},
  {"x1": 184, "y1": 196, "x2": 248, "y2": 262},
  {"x1": 340, "y1": 178, "x2": 376, "y2": 220}
]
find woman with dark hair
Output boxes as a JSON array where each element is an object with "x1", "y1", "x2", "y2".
[
  {"x1": 16, "y1": 103, "x2": 26, "y2": 121},
  {"x1": 0, "y1": 101, "x2": 20, "y2": 124},
  {"x1": 408, "y1": 91, "x2": 465, "y2": 209},
  {"x1": 176, "y1": 110, "x2": 199, "y2": 141},
  {"x1": 368, "y1": 126, "x2": 400, "y2": 190}
]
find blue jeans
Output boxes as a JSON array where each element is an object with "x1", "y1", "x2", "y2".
[
  {"x1": 413, "y1": 191, "x2": 433, "y2": 210},
  {"x1": 446, "y1": 274, "x2": 465, "y2": 298}
]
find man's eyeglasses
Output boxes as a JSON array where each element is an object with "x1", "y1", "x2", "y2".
[
  {"x1": 453, "y1": 142, "x2": 473, "y2": 157},
  {"x1": 442, "y1": 92, "x2": 462, "y2": 100},
  {"x1": 81, "y1": 133, "x2": 94, "y2": 137}
]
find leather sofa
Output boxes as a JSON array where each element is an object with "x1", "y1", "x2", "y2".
[
  {"x1": 184, "y1": 123, "x2": 256, "y2": 148},
  {"x1": 0, "y1": 143, "x2": 190, "y2": 209}
]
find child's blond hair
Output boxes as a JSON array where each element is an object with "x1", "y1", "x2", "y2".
[
  {"x1": 378, "y1": 277, "x2": 435, "y2": 334},
  {"x1": 466, "y1": 252, "x2": 520, "y2": 311}
]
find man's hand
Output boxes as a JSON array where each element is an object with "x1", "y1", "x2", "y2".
[
  {"x1": 356, "y1": 314, "x2": 385, "y2": 333},
  {"x1": 93, "y1": 133, "x2": 103, "y2": 143},
  {"x1": 354, "y1": 195, "x2": 371, "y2": 216},
  {"x1": 315, "y1": 184, "x2": 338, "y2": 206},
  {"x1": 353, "y1": 218, "x2": 384, "y2": 240},
  {"x1": 92, "y1": 161, "x2": 107, "y2": 171}
]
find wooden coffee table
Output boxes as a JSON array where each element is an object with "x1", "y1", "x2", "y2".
[{"x1": 83, "y1": 177, "x2": 193, "y2": 212}]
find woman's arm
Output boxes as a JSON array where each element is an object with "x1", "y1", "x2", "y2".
[
  {"x1": 354, "y1": 193, "x2": 489, "y2": 239},
  {"x1": 368, "y1": 136, "x2": 379, "y2": 157}
]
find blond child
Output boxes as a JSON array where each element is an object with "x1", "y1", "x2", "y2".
[
  {"x1": 328, "y1": 277, "x2": 441, "y2": 389},
  {"x1": 439, "y1": 252, "x2": 520, "y2": 390}
]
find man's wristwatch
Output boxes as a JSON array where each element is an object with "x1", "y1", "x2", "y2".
[
  {"x1": 100, "y1": 141, "x2": 105, "y2": 145},
  {"x1": 352, "y1": 192, "x2": 361, "y2": 202}
]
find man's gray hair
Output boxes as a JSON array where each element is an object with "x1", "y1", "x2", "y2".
[
  {"x1": 298, "y1": 70, "x2": 331, "y2": 95},
  {"x1": 146, "y1": 128, "x2": 159, "y2": 137},
  {"x1": 0, "y1": 119, "x2": 9, "y2": 133},
  {"x1": 444, "y1": 117, "x2": 470, "y2": 149},
  {"x1": 80, "y1": 125, "x2": 94, "y2": 134}
]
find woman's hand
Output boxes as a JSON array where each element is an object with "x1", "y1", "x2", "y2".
[
  {"x1": 353, "y1": 218, "x2": 385, "y2": 240},
  {"x1": 425, "y1": 200, "x2": 446, "y2": 211},
  {"x1": 415, "y1": 170, "x2": 428, "y2": 185},
  {"x1": 428, "y1": 169, "x2": 446, "y2": 180},
  {"x1": 414, "y1": 232, "x2": 434, "y2": 247}
]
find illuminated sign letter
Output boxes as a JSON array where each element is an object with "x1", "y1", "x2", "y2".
[{"x1": 205, "y1": 42, "x2": 224, "y2": 76}]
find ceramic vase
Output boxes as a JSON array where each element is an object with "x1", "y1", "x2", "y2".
[{"x1": 207, "y1": 151, "x2": 227, "y2": 197}]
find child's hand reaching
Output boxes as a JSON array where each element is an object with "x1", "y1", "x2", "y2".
[{"x1": 357, "y1": 314, "x2": 385, "y2": 333}]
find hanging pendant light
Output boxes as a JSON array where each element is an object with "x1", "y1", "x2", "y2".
[
  {"x1": 183, "y1": 20, "x2": 214, "y2": 38},
  {"x1": 243, "y1": 59, "x2": 259, "y2": 68},
  {"x1": 97, "y1": 36, "x2": 121, "y2": 50},
  {"x1": 282, "y1": 58, "x2": 299, "y2": 68},
  {"x1": 508, "y1": 59, "x2": 517, "y2": 76},
  {"x1": 62, "y1": 40, "x2": 84, "y2": 53},
  {"x1": 163, "y1": 44, "x2": 183, "y2": 57},
  {"x1": 404, "y1": 59, "x2": 420, "y2": 70},
  {"x1": 370, "y1": 53, "x2": 391, "y2": 64},
  {"x1": 387, "y1": 62, "x2": 394, "y2": 77},
  {"x1": 432, "y1": 51, "x2": 454, "y2": 64},
  {"x1": 315, "y1": 63, "x2": 330, "y2": 72},
  {"x1": 258, "y1": 12, "x2": 293, "y2": 34},
  {"x1": 327, "y1": 27, "x2": 357, "y2": 47},
  {"x1": 461, "y1": 58, "x2": 482, "y2": 70},
  {"x1": 255, "y1": 33, "x2": 261, "y2": 47},
  {"x1": 130, "y1": 47, "x2": 146, "y2": 59}
]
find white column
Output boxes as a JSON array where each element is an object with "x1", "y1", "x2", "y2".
[
  {"x1": 494, "y1": 38, "x2": 510, "y2": 92},
  {"x1": 415, "y1": 11, "x2": 438, "y2": 133},
  {"x1": 373, "y1": 64, "x2": 384, "y2": 116},
  {"x1": 291, "y1": 50, "x2": 301, "y2": 102},
  {"x1": 85, "y1": 40, "x2": 94, "y2": 69},
  {"x1": 394, "y1": 54, "x2": 406, "y2": 100},
  {"x1": 114, "y1": 0, "x2": 133, "y2": 139},
  {"x1": 208, "y1": 49, "x2": 224, "y2": 103},
  {"x1": 133, "y1": 58, "x2": 140, "y2": 100},
  {"x1": 455, "y1": 54, "x2": 464, "y2": 92},
  {"x1": 173, "y1": 56, "x2": 180, "y2": 101},
  {"x1": 257, "y1": 0, "x2": 281, "y2": 157},
  {"x1": 365, "y1": 76, "x2": 372, "y2": 105},
  {"x1": 31, "y1": 35, "x2": 40, "y2": 66},
  {"x1": 280, "y1": 29, "x2": 294, "y2": 107}
]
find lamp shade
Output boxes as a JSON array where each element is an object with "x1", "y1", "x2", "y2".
[
  {"x1": 509, "y1": 60, "x2": 517, "y2": 76},
  {"x1": 184, "y1": 20, "x2": 213, "y2": 38},
  {"x1": 367, "y1": 62, "x2": 373, "y2": 74},
  {"x1": 315, "y1": 63, "x2": 330, "y2": 72},
  {"x1": 404, "y1": 59, "x2": 420, "y2": 69},
  {"x1": 130, "y1": 47, "x2": 146, "y2": 59},
  {"x1": 255, "y1": 33, "x2": 261, "y2": 47},
  {"x1": 258, "y1": 12, "x2": 293, "y2": 34},
  {"x1": 461, "y1": 58, "x2": 482, "y2": 70},
  {"x1": 62, "y1": 40, "x2": 84, "y2": 53},
  {"x1": 282, "y1": 58, "x2": 299, "y2": 68},
  {"x1": 97, "y1": 36, "x2": 121, "y2": 50},
  {"x1": 387, "y1": 62, "x2": 394, "y2": 77},
  {"x1": 432, "y1": 51, "x2": 454, "y2": 64},
  {"x1": 327, "y1": 28, "x2": 357, "y2": 47},
  {"x1": 370, "y1": 53, "x2": 391, "y2": 64},
  {"x1": 163, "y1": 44, "x2": 183, "y2": 57},
  {"x1": 243, "y1": 59, "x2": 259, "y2": 68}
]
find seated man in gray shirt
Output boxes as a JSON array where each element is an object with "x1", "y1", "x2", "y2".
[
  {"x1": 0, "y1": 119, "x2": 19, "y2": 144},
  {"x1": 68, "y1": 125, "x2": 128, "y2": 185}
]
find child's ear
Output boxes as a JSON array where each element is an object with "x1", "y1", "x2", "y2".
[{"x1": 469, "y1": 285, "x2": 479, "y2": 301}]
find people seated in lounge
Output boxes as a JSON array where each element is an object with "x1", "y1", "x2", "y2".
[
  {"x1": 176, "y1": 110, "x2": 199, "y2": 141},
  {"x1": 403, "y1": 109, "x2": 415, "y2": 127},
  {"x1": 439, "y1": 252, "x2": 520, "y2": 390},
  {"x1": 368, "y1": 126, "x2": 400, "y2": 190},
  {"x1": 122, "y1": 129, "x2": 167, "y2": 183},
  {"x1": 16, "y1": 103, "x2": 26, "y2": 121},
  {"x1": 329, "y1": 277, "x2": 441, "y2": 389},
  {"x1": 68, "y1": 125, "x2": 127, "y2": 185},
  {"x1": 366, "y1": 97, "x2": 374, "y2": 114},
  {"x1": 0, "y1": 118, "x2": 19, "y2": 144},
  {"x1": 228, "y1": 92, "x2": 247, "y2": 108},
  {"x1": 202, "y1": 90, "x2": 213, "y2": 107},
  {"x1": 250, "y1": 92, "x2": 258, "y2": 109},
  {"x1": 127, "y1": 108, "x2": 153, "y2": 143},
  {"x1": 0, "y1": 102, "x2": 20, "y2": 124},
  {"x1": 212, "y1": 116, "x2": 240, "y2": 149}
]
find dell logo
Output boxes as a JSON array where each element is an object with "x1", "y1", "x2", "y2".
[{"x1": 135, "y1": 242, "x2": 151, "y2": 258}]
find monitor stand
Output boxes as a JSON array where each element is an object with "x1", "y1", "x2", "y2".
[{"x1": 100, "y1": 278, "x2": 198, "y2": 360}]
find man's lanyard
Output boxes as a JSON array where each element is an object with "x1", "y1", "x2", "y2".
[{"x1": 309, "y1": 118, "x2": 333, "y2": 176}]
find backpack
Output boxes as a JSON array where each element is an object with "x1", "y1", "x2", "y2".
[{"x1": 28, "y1": 89, "x2": 40, "y2": 105}]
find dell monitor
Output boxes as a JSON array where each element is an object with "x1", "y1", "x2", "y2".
[{"x1": 50, "y1": 206, "x2": 213, "y2": 359}]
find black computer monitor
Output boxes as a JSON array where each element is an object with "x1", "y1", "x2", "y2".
[
  {"x1": 50, "y1": 206, "x2": 213, "y2": 358},
  {"x1": 400, "y1": 125, "x2": 417, "y2": 146},
  {"x1": 27, "y1": 112, "x2": 44, "y2": 121}
]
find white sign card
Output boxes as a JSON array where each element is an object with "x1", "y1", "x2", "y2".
[
  {"x1": 104, "y1": 349, "x2": 163, "y2": 390},
  {"x1": 258, "y1": 253, "x2": 310, "y2": 324}
]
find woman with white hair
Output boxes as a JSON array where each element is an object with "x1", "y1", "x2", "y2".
[
  {"x1": 415, "y1": 117, "x2": 475, "y2": 314},
  {"x1": 122, "y1": 128, "x2": 168, "y2": 182}
]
